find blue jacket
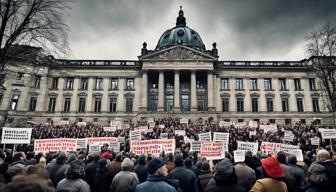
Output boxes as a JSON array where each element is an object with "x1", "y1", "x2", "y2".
[{"x1": 136, "y1": 175, "x2": 179, "y2": 192}]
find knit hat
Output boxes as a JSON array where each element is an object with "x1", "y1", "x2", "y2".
[
  {"x1": 147, "y1": 158, "x2": 166, "y2": 174},
  {"x1": 173, "y1": 154, "x2": 184, "y2": 166},
  {"x1": 65, "y1": 160, "x2": 85, "y2": 179},
  {"x1": 121, "y1": 158, "x2": 134, "y2": 169},
  {"x1": 214, "y1": 158, "x2": 237, "y2": 184},
  {"x1": 97, "y1": 159, "x2": 108, "y2": 175},
  {"x1": 102, "y1": 152, "x2": 111, "y2": 159},
  {"x1": 261, "y1": 156, "x2": 285, "y2": 178}
]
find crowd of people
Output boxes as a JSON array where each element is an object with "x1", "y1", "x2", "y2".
[{"x1": 0, "y1": 117, "x2": 335, "y2": 192}]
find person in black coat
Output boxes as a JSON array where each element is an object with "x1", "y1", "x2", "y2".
[
  {"x1": 134, "y1": 155, "x2": 148, "y2": 183},
  {"x1": 85, "y1": 153, "x2": 100, "y2": 192},
  {"x1": 95, "y1": 159, "x2": 116, "y2": 192}
]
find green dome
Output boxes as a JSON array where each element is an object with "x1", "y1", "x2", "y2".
[{"x1": 155, "y1": 7, "x2": 206, "y2": 51}]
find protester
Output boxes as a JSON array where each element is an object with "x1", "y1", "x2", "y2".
[
  {"x1": 134, "y1": 154, "x2": 148, "y2": 183},
  {"x1": 198, "y1": 161, "x2": 213, "y2": 192},
  {"x1": 94, "y1": 159, "x2": 116, "y2": 192},
  {"x1": 286, "y1": 154, "x2": 306, "y2": 191},
  {"x1": 314, "y1": 149, "x2": 336, "y2": 192}
]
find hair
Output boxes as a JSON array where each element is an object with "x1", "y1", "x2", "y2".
[
  {"x1": 0, "y1": 174, "x2": 54, "y2": 192},
  {"x1": 287, "y1": 154, "x2": 297, "y2": 165},
  {"x1": 276, "y1": 151, "x2": 287, "y2": 164}
]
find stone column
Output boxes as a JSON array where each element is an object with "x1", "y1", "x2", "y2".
[
  {"x1": 140, "y1": 71, "x2": 148, "y2": 111},
  {"x1": 70, "y1": 77, "x2": 79, "y2": 113},
  {"x1": 174, "y1": 70, "x2": 180, "y2": 111},
  {"x1": 207, "y1": 71, "x2": 215, "y2": 111},
  {"x1": 86, "y1": 77, "x2": 93, "y2": 112},
  {"x1": 117, "y1": 78, "x2": 125, "y2": 112},
  {"x1": 101, "y1": 77, "x2": 109, "y2": 112},
  {"x1": 191, "y1": 70, "x2": 197, "y2": 111},
  {"x1": 158, "y1": 71, "x2": 165, "y2": 111}
]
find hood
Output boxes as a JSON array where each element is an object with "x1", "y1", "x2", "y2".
[
  {"x1": 214, "y1": 158, "x2": 237, "y2": 185},
  {"x1": 121, "y1": 158, "x2": 134, "y2": 170},
  {"x1": 261, "y1": 156, "x2": 285, "y2": 179},
  {"x1": 307, "y1": 162, "x2": 329, "y2": 187}
]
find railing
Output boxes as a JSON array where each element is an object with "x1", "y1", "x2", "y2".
[
  {"x1": 54, "y1": 60, "x2": 141, "y2": 66},
  {"x1": 218, "y1": 61, "x2": 306, "y2": 67}
]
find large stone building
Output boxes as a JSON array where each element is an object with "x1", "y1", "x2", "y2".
[{"x1": 0, "y1": 8, "x2": 332, "y2": 126}]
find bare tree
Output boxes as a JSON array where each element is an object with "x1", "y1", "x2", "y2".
[
  {"x1": 0, "y1": 0, "x2": 71, "y2": 86},
  {"x1": 306, "y1": 22, "x2": 336, "y2": 125}
]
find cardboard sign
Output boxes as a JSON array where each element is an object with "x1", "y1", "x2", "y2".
[
  {"x1": 175, "y1": 130, "x2": 186, "y2": 136},
  {"x1": 213, "y1": 132, "x2": 229, "y2": 146},
  {"x1": 76, "y1": 138, "x2": 87, "y2": 149},
  {"x1": 103, "y1": 126, "x2": 116, "y2": 132},
  {"x1": 260, "y1": 142, "x2": 280, "y2": 154},
  {"x1": 190, "y1": 141, "x2": 202, "y2": 152},
  {"x1": 199, "y1": 132, "x2": 212, "y2": 142},
  {"x1": 200, "y1": 142, "x2": 226, "y2": 160},
  {"x1": 292, "y1": 149, "x2": 304, "y2": 161},
  {"x1": 34, "y1": 138, "x2": 77, "y2": 153},
  {"x1": 311, "y1": 137, "x2": 320, "y2": 145},
  {"x1": 234, "y1": 150, "x2": 245, "y2": 163},
  {"x1": 237, "y1": 141, "x2": 259, "y2": 155},
  {"x1": 248, "y1": 121, "x2": 258, "y2": 129},
  {"x1": 130, "y1": 130, "x2": 141, "y2": 141},
  {"x1": 180, "y1": 119, "x2": 188, "y2": 124},
  {"x1": 130, "y1": 139, "x2": 175, "y2": 156},
  {"x1": 283, "y1": 131, "x2": 295, "y2": 142},
  {"x1": 320, "y1": 129, "x2": 336, "y2": 139},
  {"x1": 1, "y1": 127, "x2": 32, "y2": 144}
]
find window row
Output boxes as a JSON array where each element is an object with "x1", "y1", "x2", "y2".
[
  {"x1": 220, "y1": 78, "x2": 317, "y2": 91},
  {"x1": 51, "y1": 77, "x2": 135, "y2": 90},
  {"x1": 221, "y1": 98, "x2": 320, "y2": 113}
]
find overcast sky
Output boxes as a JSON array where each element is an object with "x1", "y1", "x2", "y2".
[{"x1": 65, "y1": 0, "x2": 336, "y2": 61}]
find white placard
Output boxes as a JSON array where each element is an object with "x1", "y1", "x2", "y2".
[
  {"x1": 234, "y1": 150, "x2": 245, "y2": 163},
  {"x1": 278, "y1": 144, "x2": 300, "y2": 154},
  {"x1": 219, "y1": 121, "x2": 231, "y2": 128},
  {"x1": 130, "y1": 130, "x2": 141, "y2": 141},
  {"x1": 159, "y1": 124, "x2": 165, "y2": 129},
  {"x1": 237, "y1": 141, "x2": 259, "y2": 155},
  {"x1": 77, "y1": 122, "x2": 87, "y2": 127},
  {"x1": 320, "y1": 129, "x2": 336, "y2": 139},
  {"x1": 89, "y1": 144, "x2": 101, "y2": 154},
  {"x1": 249, "y1": 130, "x2": 257, "y2": 136},
  {"x1": 236, "y1": 122, "x2": 247, "y2": 129},
  {"x1": 200, "y1": 142, "x2": 226, "y2": 160},
  {"x1": 248, "y1": 121, "x2": 258, "y2": 129},
  {"x1": 109, "y1": 142, "x2": 120, "y2": 152},
  {"x1": 60, "y1": 120, "x2": 69, "y2": 125},
  {"x1": 149, "y1": 122, "x2": 156, "y2": 128},
  {"x1": 213, "y1": 132, "x2": 229, "y2": 144},
  {"x1": 117, "y1": 136, "x2": 125, "y2": 143},
  {"x1": 311, "y1": 137, "x2": 320, "y2": 145},
  {"x1": 34, "y1": 138, "x2": 77, "y2": 153},
  {"x1": 130, "y1": 139, "x2": 175, "y2": 156},
  {"x1": 103, "y1": 126, "x2": 116, "y2": 132},
  {"x1": 76, "y1": 138, "x2": 87, "y2": 149},
  {"x1": 292, "y1": 149, "x2": 304, "y2": 161},
  {"x1": 180, "y1": 119, "x2": 188, "y2": 124},
  {"x1": 175, "y1": 130, "x2": 186, "y2": 136},
  {"x1": 283, "y1": 130, "x2": 295, "y2": 142},
  {"x1": 190, "y1": 141, "x2": 202, "y2": 152},
  {"x1": 160, "y1": 133, "x2": 168, "y2": 139},
  {"x1": 1, "y1": 127, "x2": 32, "y2": 144},
  {"x1": 199, "y1": 132, "x2": 212, "y2": 142}
]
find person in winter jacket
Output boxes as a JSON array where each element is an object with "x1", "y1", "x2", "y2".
[
  {"x1": 315, "y1": 149, "x2": 336, "y2": 192},
  {"x1": 134, "y1": 155, "x2": 148, "y2": 183},
  {"x1": 109, "y1": 157, "x2": 139, "y2": 192},
  {"x1": 56, "y1": 160, "x2": 91, "y2": 192},
  {"x1": 305, "y1": 162, "x2": 329, "y2": 192},
  {"x1": 94, "y1": 159, "x2": 116, "y2": 192},
  {"x1": 198, "y1": 161, "x2": 213, "y2": 192},
  {"x1": 286, "y1": 154, "x2": 306, "y2": 191},
  {"x1": 250, "y1": 156, "x2": 287, "y2": 192},
  {"x1": 136, "y1": 158, "x2": 179, "y2": 192}
]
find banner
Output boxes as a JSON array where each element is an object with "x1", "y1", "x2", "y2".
[
  {"x1": 248, "y1": 121, "x2": 258, "y2": 129},
  {"x1": 319, "y1": 129, "x2": 336, "y2": 139},
  {"x1": 283, "y1": 131, "x2": 295, "y2": 142},
  {"x1": 237, "y1": 141, "x2": 259, "y2": 155},
  {"x1": 1, "y1": 127, "x2": 32, "y2": 144},
  {"x1": 103, "y1": 126, "x2": 116, "y2": 132},
  {"x1": 77, "y1": 122, "x2": 87, "y2": 127},
  {"x1": 219, "y1": 121, "x2": 231, "y2": 128},
  {"x1": 34, "y1": 138, "x2": 77, "y2": 153},
  {"x1": 236, "y1": 122, "x2": 247, "y2": 129},
  {"x1": 260, "y1": 142, "x2": 280, "y2": 154},
  {"x1": 130, "y1": 139, "x2": 175, "y2": 156},
  {"x1": 311, "y1": 137, "x2": 320, "y2": 145},
  {"x1": 200, "y1": 142, "x2": 226, "y2": 160},
  {"x1": 76, "y1": 138, "x2": 87, "y2": 149},
  {"x1": 190, "y1": 141, "x2": 202, "y2": 152},
  {"x1": 213, "y1": 132, "x2": 229, "y2": 145},
  {"x1": 199, "y1": 132, "x2": 212, "y2": 142},
  {"x1": 130, "y1": 130, "x2": 141, "y2": 141},
  {"x1": 180, "y1": 119, "x2": 188, "y2": 124},
  {"x1": 87, "y1": 137, "x2": 117, "y2": 145},
  {"x1": 175, "y1": 130, "x2": 186, "y2": 136}
]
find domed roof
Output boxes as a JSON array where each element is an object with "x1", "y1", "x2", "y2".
[{"x1": 155, "y1": 7, "x2": 206, "y2": 51}]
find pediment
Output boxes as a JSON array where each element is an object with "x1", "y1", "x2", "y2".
[{"x1": 139, "y1": 45, "x2": 217, "y2": 61}]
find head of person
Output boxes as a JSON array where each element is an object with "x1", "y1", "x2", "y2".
[
  {"x1": 147, "y1": 158, "x2": 168, "y2": 177},
  {"x1": 213, "y1": 158, "x2": 237, "y2": 185},
  {"x1": 287, "y1": 154, "x2": 297, "y2": 165},
  {"x1": 65, "y1": 160, "x2": 85, "y2": 179},
  {"x1": 261, "y1": 156, "x2": 285, "y2": 179},
  {"x1": 201, "y1": 161, "x2": 210, "y2": 173},
  {"x1": 173, "y1": 154, "x2": 184, "y2": 167},
  {"x1": 121, "y1": 157, "x2": 134, "y2": 171},
  {"x1": 316, "y1": 149, "x2": 330, "y2": 162},
  {"x1": 276, "y1": 151, "x2": 287, "y2": 164}
]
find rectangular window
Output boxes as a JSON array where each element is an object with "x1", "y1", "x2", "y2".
[
  {"x1": 51, "y1": 77, "x2": 58, "y2": 89},
  {"x1": 29, "y1": 96, "x2": 37, "y2": 112},
  {"x1": 111, "y1": 78, "x2": 118, "y2": 90},
  {"x1": 181, "y1": 95, "x2": 190, "y2": 111},
  {"x1": 33, "y1": 75, "x2": 41, "y2": 88},
  {"x1": 222, "y1": 98, "x2": 229, "y2": 112},
  {"x1": 237, "y1": 98, "x2": 244, "y2": 112},
  {"x1": 166, "y1": 82, "x2": 174, "y2": 89},
  {"x1": 252, "y1": 98, "x2": 258, "y2": 112},
  {"x1": 197, "y1": 99, "x2": 205, "y2": 111},
  {"x1": 250, "y1": 78, "x2": 258, "y2": 90},
  {"x1": 95, "y1": 78, "x2": 103, "y2": 90},
  {"x1": 282, "y1": 98, "x2": 289, "y2": 112},
  {"x1": 126, "y1": 78, "x2": 134, "y2": 90},
  {"x1": 297, "y1": 98, "x2": 304, "y2": 112},
  {"x1": 267, "y1": 98, "x2": 274, "y2": 112},
  {"x1": 109, "y1": 97, "x2": 117, "y2": 112},
  {"x1": 63, "y1": 98, "x2": 71, "y2": 113},
  {"x1": 126, "y1": 98, "x2": 133, "y2": 112},
  {"x1": 94, "y1": 98, "x2": 101, "y2": 112},
  {"x1": 236, "y1": 78, "x2": 243, "y2": 90},
  {"x1": 166, "y1": 95, "x2": 174, "y2": 112},
  {"x1": 309, "y1": 78, "x2": 316, "y2": 90},
  {"x1": 279, "y1": 78, "x2": 286, "y2": 90},
  {"x1": 264, "y1": 78, "x2": 272, "y2": 90},
  {"x1": 220, "y1": 78, "x2": 229, "y2": 90},
  {"x1": 65, "y1": 77, "x2": 74, "y2": 90},
  {"x1": 294, "y1": 79, "x2": 301, "y2": 90},
  {"x1": 78, "y1": 98, "x2": 86, "y2": 112},
  {"x1": 312, "y1": 98, "x2": 320, "y2": 112},
  {"x1": 10, "y1": 95, "x2": 20, "y2": 110},
  {"x1": 16, "y1": 72, "x2": 24, "y2": 80},
  {"x1": 196, "y1": 80, "x2": 205, "y2": 89},
  {"x1": 80, "y1": 78, "x2": 88, "y2": 90},
  {"x1": 149, "y1": 95, "x2": 158, "y2": 111},
  {"x1": 48, "y1": 98, "x2": 56, "y2": 112}
]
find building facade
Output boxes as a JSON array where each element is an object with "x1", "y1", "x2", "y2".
[{"x1": 0, "y1": 9, "x2": 332, "y2": 126}]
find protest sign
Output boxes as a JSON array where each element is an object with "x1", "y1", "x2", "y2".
[
  {"x1": 134, "y1": 126, "x2": 148, "y2": 133},
  {"x1": 320, "y1": 129, "x2": 336, "y2": 139},
  {"x1": 292, "y1": 149, "x2": 304, "y2": 161},
  {"x1": 200, "y1": 142, "x2": 226, "y2": 160},
  {"x1": 77, "y1": 122, "x2": 87, "y2": 127},
  {"x1": 260, "y1": 142, "x2": 280, "y2": 154},
  {"x1": 89, "y1": 144, "x2": 100, "y2": 154},
  {"x1": 76, "y1": 138, "x2": 87, "y2": 149},
  {"x1": 283, "y1": 131, "x2": 295, "y2": 142},
  {"x1": 87, "y1": 137, "x2": 117, "y2": 145},
  {"x1": 199, "y1": 132, "x2": 212, "y2": 142},
  {"x1": 1, "y1": 127, "x2": 32, "y2": 144},
  {"x1": 237, "y1": 141, "x2": 259, "y2": 155},
  {"x1": 234, "y1": 150, "x2": 245, "y2": 163},
  {"x1": 278, "y1": 144, "x2": 300, "y2": 154},
  {"x1": 149, "y1": 122, "x2": 156, "y2": 128},
  {"x1": 213, "y1": 132, "x2": 229, "y2": 146},
  {"x1": 108, "y1": 142, "x2": 120, "y2": 152},
  {"x1": 236, "y1": 122, "x2": 247, "y2": 129},
  {"x1": 117, "y1": 136, "x2": 125, "y2": 143},
  {"x1": 311, "y1": 137, "x2": 320, "y2": 145},
  {"x1": 248, "y1": 121, "x2": 258, "y2": 129},
  {"x1": 180, "y1": 119, "x2": 188, "y2": 124},
  {"x1": 260, "y1": 124, "x2": 277, "y2": 133},
  {"x1": 249, "y1": 130, "x2": 257, "y2": 136},
  {"x1": 103, "y1": 126, "x2": 116, "y2": 132},
  {"x1": 160, "y1": 133, "x2": 168, "y2": 139},
  {"x1": 219, "y1": 121, "x2": 231, "y2": 128},
  {"x1": 175, "y1": 130, "x2": 186, "y2": 136},
  {"x1": 190, "y1": 141, "x2": 202, "y2": 152},
  {"x1": 159, "y1": 124, "x2": 165, "y2": 129},
  {"x1": 60, "y1": 120, "x2": 69, "y2": 125},
  {"x1": 34, "y1": 138, "x2": 77, "y2": 153},
  {"x1": 130, "y1": 139, "x2": 175, "y2": 156},
  {"x1": 130, "y1": 130, "x2": 141, "y2": 141}
]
